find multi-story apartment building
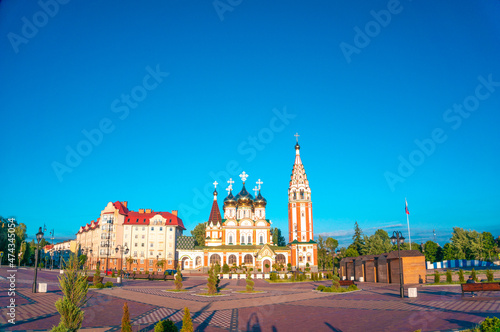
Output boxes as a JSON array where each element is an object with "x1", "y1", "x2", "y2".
[
  {"x1": 76, "y1": 201, "x2": 184, "y2": 272},
  {"x1": 42, "y1": 240, "x2": 76, "y2": 269}
]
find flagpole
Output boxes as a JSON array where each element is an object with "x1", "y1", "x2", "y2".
[{"x1": 406, "y1": 198, "x2": 411, "y2": 250}]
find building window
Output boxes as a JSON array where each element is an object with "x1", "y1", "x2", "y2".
[
  {"x1": 133, "y1": 267, "x2": 137, "y2": 271},
  {"x1": 259, "y1": 235, "x2": 263, "y2": 244},
  {"x1": 307, "y1": 256, "x2": 311, "y2": 262},
  {"x1": 149, "y1": 259, "x2": 153, "y2": 265},
  {"x1": 133, "y1": 251, "x2": 137, "y2": 257},
  {"x1": 151, "y1": 227, "x2": 154, "y2": 231},
  {"x1": 140, "y1": 259, "x2": 144, "y2": 264},
  {"x1": 150, "y1": 243, "x2": 153, "y2": 247},
  {"x1": 141, "y1": 243, "x2": 145, "y2": 247},
  {"x1": 229, "y1": 235, "x2": 233, "y2": 244},
  {"x1": 142, "y1": 235, "x2": 145, "y2": 239},
  {"x1": 160, "y1": 227, "x2": 163, "y2": 231},
  {"x1": 142, "y1": 227, "x2": 146, "y2": 231},
  {"x1": 135, "y1": 243, "x2": 138, "y2": 247},
  {"x1": 248, "y1": 235, "x2": 251, "y2": 244},
  {"x1": 140, "y1": 268, "x2": 144, "y2": 271},
  {"x1": 135, "y1": 227, "x2": 138, "y2": 231},
  {"x1": 149, "y1": 268, "x2": 153, "y2": 272},
  {"x1": 170, "y1": 228, "x2": 173, "y2": 231}
]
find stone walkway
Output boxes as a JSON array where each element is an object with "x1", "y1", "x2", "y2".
[{"x1": 1, "y1": 267, "x2": 500, "y2": 331}]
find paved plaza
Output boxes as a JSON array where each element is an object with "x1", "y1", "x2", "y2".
[{"x1": 1, "y1": 267, "x2": 500, "y2": 331}]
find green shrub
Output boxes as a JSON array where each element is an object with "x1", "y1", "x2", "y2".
[
  {"x1": 317, "y1": 285, "x2": 325, "y2": 291},
  {"x1": 434, "y1": 271, "x2": 440, "y2": 284},
  {"x1": 111, "y1": 271, "x2": 116, "y2": 278},
  {"x1": 322, "y1": 287, "x2": 333, "y2": 292},
  {"x1": 347, "y1": 284, "x2": 359, "y2": 291},
  {"x1": 479, "y1": 316, "x2": 500, "y2": 332},
  {"x1": 284, "y1": 273, "x2": 288, "y2": 280},
  {"x1": 96, "y1": 283, "x2": 104, "y2": 289},
  {"x1": 471, "y1": 268, "x2": 478, "y2": 282},
  {"x1": 104, "y1": 281, "x2": 113, "y2": 288},
  {"x1": 222, "y1": 263, "x2": 229, "y2": 274},
  {"x1": 154, "y1": 319, "x2": 178, "y2": 332},
  {"x1": 287, "y1": 263, "x2": 292, "y2": 271},
  {"x1": 246, "y1": 272, "x2": 254, "y2": 292},
  {"x1": 446, "y1": 270, "x2": 452, "y2": 283},
  {"x1": 458, "y1": 269, "x2": 465, "y2": 283},
  {"x1": 486, "y1": 269, "x2": 494, "y2": 282}
]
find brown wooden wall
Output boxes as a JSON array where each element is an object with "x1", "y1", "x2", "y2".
[
  {"x1": 364, "y1": 260, "x2": 376, "y2": 282},
  {"x1": 354, "y1": 259, "x2": 364, "y2": 280},
  {"x1": 402, "y1": 256, "x2": 426, "y2": 284},
  {"x1": 376, "y1": 257, "x2": 389, "y2": 283}
]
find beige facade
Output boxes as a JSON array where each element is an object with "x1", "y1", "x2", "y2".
[{"x1": 76, "y1": 201, "x2": 184, "y2": 272}]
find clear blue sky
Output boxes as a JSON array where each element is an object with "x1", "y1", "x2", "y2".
[{"x1": 1, "y1": 0, "x2": 499, "y2": 247}]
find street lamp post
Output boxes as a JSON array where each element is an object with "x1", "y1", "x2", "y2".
[
  {"x1": 32, "y1": 227, "x2": 44, "y2": 293},
  {"x1": 114, "y1": 245, "x2": 129, "y2": 274},
  {"x1": 391, "y1": 231, "x2": 405, "y2": 298}
]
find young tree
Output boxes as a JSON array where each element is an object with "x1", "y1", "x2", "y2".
[
  {"x1": 207, "y1": 265, "x2": 217, "y2": 295},
  {"x1": 52, "y1": 253, "x2": 89, "y2": 331},
  {"x1": 458, "y1": 269, "x2": 465, "y2": 283},
  {"x1": 180, "y1": 307, "x2": 193, "y2": 332},
  {"x1": 121, "y1": 302, "x2": 132, "y2": 332},
  {"x1": 246, "y1": 271, "x2": 254, "y2": 292},
  {"x1": 94, "y1": 262, "x2": 102, "y2": 286},
  {"x1": 174, "y1": 266, "x2": 183, "y2": 290},
  {"x1": 191, "y1": 223, "x2": 206, "y2": 246}
]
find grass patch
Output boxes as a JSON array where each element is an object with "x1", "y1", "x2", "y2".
[
  {"x1": 316, "y1": 284, "x2": 359, "y2": 293},
  {"x1": 164, "y1": 289, "x2": 189, "y2": 292},
  {"x1": 266, "y1": 279, "x2": 313, "y2": 283},
  {"x1": 235, "y1": 290, "x2": 265, "y2": 294}
]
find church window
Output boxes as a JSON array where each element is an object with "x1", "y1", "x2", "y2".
[
  {"x1": 276, "y1": 254, "x2": 286, "y2": 264},
  {"x1": 244, "y1": 254, "x2": 253, "y2": 264},
  {"x1": 210, "y1": 254, "x2": 221, "y2": 265},
  {"x1": 248, "y1": 235, "x2": 251, "y2": 244},
  {"x1": 300, "y1": 190, "x2": 304, "y2": 199},
  {"x1": 307, "y1": 256, "x2": 311, "y2": 262},
  {"x1": 228, "y1": 255, "x2": 237, "y2": 265},
  {"x1": 241, "y1": 236, "x2": 245, "y2": 244},
  {"x1": 293, "y1": 192, "x2": 296, "y2": 200},
  {"x1": 229, "y1": 235, "x2": 233, "y2": 244},
  {"x1": 195, "y1": 256, "x2": 201, "y2": 266},
  {"x1": 259, "y1": 235, "x2": 263, "y2": 244}
]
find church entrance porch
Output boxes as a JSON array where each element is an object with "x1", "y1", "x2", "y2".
[{"x1": 263, "y1": 259, "x2": 271, "y2": 273}]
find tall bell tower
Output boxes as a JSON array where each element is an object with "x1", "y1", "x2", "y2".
[{"x1": 288, "y1": 135, "x2": 313, "y2": 243}]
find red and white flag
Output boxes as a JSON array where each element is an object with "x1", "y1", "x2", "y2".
[{"x1": 405, "y1": 199, "x2": 410, "y2": 215}]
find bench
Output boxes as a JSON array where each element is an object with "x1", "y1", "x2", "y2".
[
  {"x1": 165, "y1": 275, "x2": 175, "y2": 280},
  {"x1": 339, "y1": 280, "x2": 356, "y2": 287},
  {"x1": 86, "y1": 276, "x2": 94, "y2": 283},
  {"x1": 131, "y1": 273, "x2": 150, "y2": 280},
  {"x1": 461, "y1": 282, "x2": 500, "y2": 296},
  {"x1": 149, "y1": 274, "x2": 166, "y2": 281}
]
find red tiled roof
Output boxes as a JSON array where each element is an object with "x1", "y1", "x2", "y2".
[
  {"x1": 208, "y1": 200, "x2": 221, "y2": 224},
  {"x1": 113, "y1": 201, "x2": 129, "y2": 215},
  {"x1": 77, "y1": 202, "x2": 185, "y2": 232},
  {"x1": 124, "y1": 211, "x2": 185, "y2": 230}
]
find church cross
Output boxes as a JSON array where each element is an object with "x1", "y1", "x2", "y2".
[
  {"x1": 256, "y1": 179, "x2": 263, "y2": 190},
  {"x1": 239, "y1": 171, "x2": 248, "y2": 183},
  {"x1": 226, "y1": 185, "x2": 232, "y2": 194},
  {"x1": 213, "y1": 181, "x2": 218, "y2": 189},
  {"x1": 294, "y1": 132, "x2": 300, "y2": 142},
  {"x1": 253, "y1": 186, "x2": 259, "y2": 195},
  {"x1": 227, "y1": 178, "x2": 234, "y2": 186}
]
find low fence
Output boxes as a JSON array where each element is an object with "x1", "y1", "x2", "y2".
[{"x1": 426, "y1": 259, "x2": 495, "y2": 270}]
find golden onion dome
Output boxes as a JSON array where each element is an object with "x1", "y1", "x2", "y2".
[
  {"x1": 254, "y1": 190, "x2": 267, "y2": 207},
  {"x1": 235, "y1": 184, "x2": 254, "y2": 206},
  {"x1": 223, "y1": 191, "x2": 236, "y2": 206}
]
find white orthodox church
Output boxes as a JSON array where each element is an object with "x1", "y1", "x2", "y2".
[{"x1": 176, "y1": 137, "x2": 318, "y2": 272}]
